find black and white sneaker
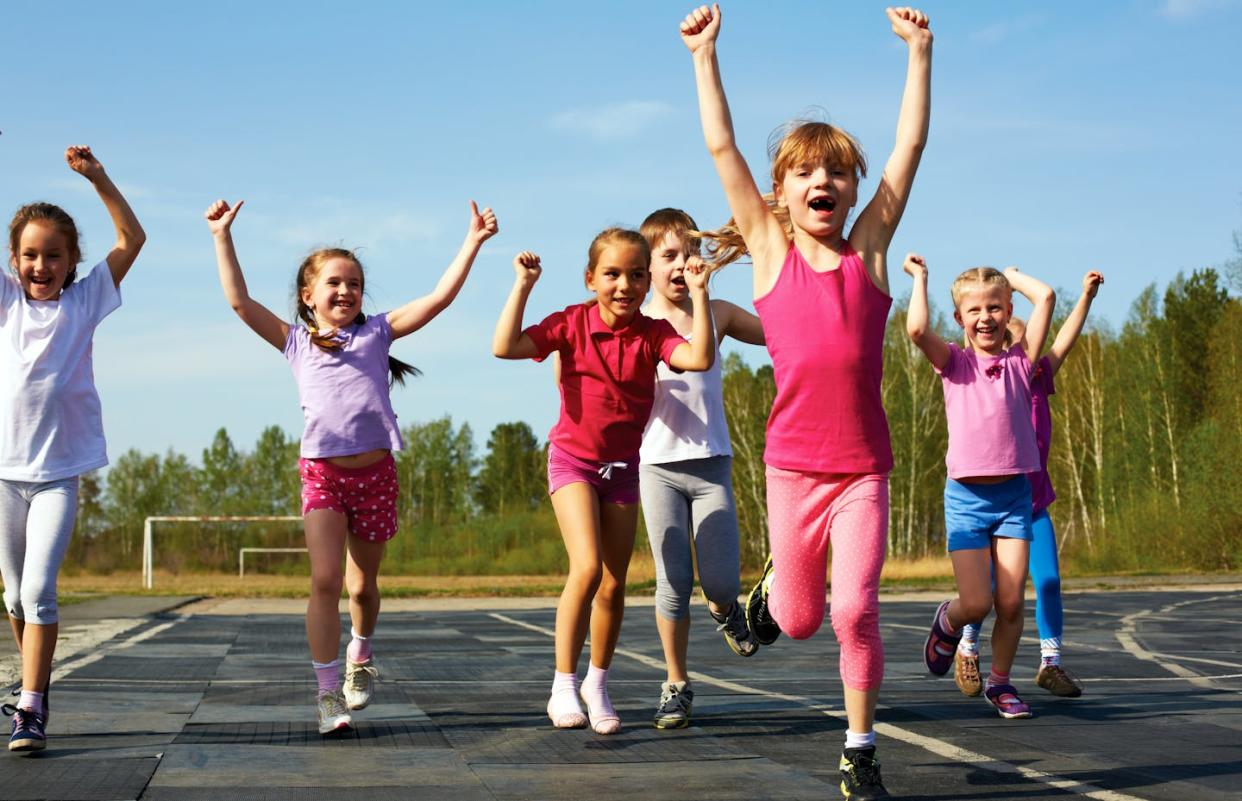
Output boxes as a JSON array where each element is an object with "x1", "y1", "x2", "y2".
[
  {"x1": 745, "y1": 555, "x2": 782, "y2": 646},
  {"x1": 839, "y1": 747, "x2": 890, "y2": 799},
  {"x1": 710, "y1": 601, "x2": 758, "y2": 657},
  {"x1": 652, "y1": 681, "x2": 694, "y2": 730}
]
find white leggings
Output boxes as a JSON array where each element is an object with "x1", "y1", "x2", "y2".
[{"x1": 0, "y1": 477, "x2": 78, "y2": 625}]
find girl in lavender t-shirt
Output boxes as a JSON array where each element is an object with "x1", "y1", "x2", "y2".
[
  {"x1": 206, "y1": 198, "x2": 497, "y2": 735},
  {"x1": 903, "y1": 254, "x2": 1056, "y2": 720}
]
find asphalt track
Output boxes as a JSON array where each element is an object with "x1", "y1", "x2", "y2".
[{"x1": 3, "y1": 587, "x2": 1239, "y2": 800}]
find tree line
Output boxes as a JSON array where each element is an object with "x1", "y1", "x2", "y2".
[{"x1": 71, "y1": 266, "x2": 1241, "y2": 575}]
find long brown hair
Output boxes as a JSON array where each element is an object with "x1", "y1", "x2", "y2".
[
  {"x1": 295, "y1": 248, "x2": 420, "y2": 386},
  {"x1": 701, "y1": 121, "x2": 867, "y2": 269},
  {"x1": 8, "y1": 203, "x2": 83, "y2": 288}
]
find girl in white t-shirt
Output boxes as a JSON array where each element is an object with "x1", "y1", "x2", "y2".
[{"x1": 0, "y1": 146, "x2": 145, "y2": 753}]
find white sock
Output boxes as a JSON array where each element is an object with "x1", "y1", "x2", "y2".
[{"x1": 845, "y1": 730, "x2": 876, "y2": 750}]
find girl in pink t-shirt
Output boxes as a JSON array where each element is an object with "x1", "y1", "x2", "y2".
[
  {"x1": 492, "y1": 229, "x2": 714, "y2": 734},
  {"x1": 903, "y1": 254, "x2": 1056, "y2": 720},
  {"x1": 679, "y1": 3, "x2": 931, "y2": 791}
]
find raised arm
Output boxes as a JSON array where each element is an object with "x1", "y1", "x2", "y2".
[
  {"x1": 667, "y1": 259, "x2": 716, "y2": 371},
  {"x1": 66, "y1": 146, "x2": 147, "y2": 286},
  {"x1": 1045, "y1": 271, "x2": 1103, "y2": 375},
  {"x1": 387, "y1": 201, "x2": 498, "y2": 339},
  {"x1": 712, "y1": 299, "x2": 765, "y2": 346},
  {"x1": 850, "y1": 8, "x2": 932, "y2": 291},
  {"x1": 903, "y1": 253, "x2": 950, "y2": 369},
  {"x1": 492, "y1": 251, "x2": 543, "y2": 360},
  {"x1": 1003, "y1": 266, "x2": 1056, "y2": 364},
  {"x1": 682, "y1": 5, "x2": 788, "y2": 292},
  {"x1": 205, "y1": 200, "x2": 289, "y2": 350}
]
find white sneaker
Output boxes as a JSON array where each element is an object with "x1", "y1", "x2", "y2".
[
  {"x1": 344, "y1": 659, "x2": 379, "y2": 710},
  {"x1": 316, "y1": 690, "x2": 353, "y2": 735}
]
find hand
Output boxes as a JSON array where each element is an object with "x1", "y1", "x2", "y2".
[
  {"x1": 65, "y1": 145, "x2": 106, "y2": 182},
  {"x1": 513, "y1": 251, "x2": 542, "y2": 287},
  {"x1": 886, "y1": 6, "x2": 932, "y2": 45},
  {"x1": 1083, "y1": 270, "x2": 1104, "y2": 298},
  {"x1": 680, "y1": 4, "x2": 721, "y2": 52},
  {"x1": 903, "y1": 252, "x2": 927, "y2": 277},
  {"x1": 205, "y1": 199, "x2": 244, "y2": 236},
  {"x1": 684, "y1": 255, "x2": 710, "y2": 293},
  {"x1": 468, "y1": 200, "x2": 499, "y2": 245}
]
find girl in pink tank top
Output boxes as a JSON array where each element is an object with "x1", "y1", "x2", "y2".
[{"x1": 679, "y1": 3, "x2": 932, "y2": 793}]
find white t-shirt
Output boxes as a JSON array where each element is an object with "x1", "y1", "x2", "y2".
[
  {"x1": 0, "y1": 262, "x2": 121, "y2": 481},
  {"x1": 640, "y1": 332, "x2": 733, "y2": 465}
]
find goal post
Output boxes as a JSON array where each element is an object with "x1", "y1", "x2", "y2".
[{"x1": 142, "y1": 515, "x2": 303, "y2": 589}]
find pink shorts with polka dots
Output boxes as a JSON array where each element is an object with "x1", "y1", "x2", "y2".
[{"x1": 299, "y1": 454, "x2": 399, "y2": 543}]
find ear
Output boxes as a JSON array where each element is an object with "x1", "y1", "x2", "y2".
[
  {"x1": 300, "y1": 285, "x2": 314, "y2": 308},
  {"x1": 773, "y1": 180, "x2": 788, "y2": 209},
  {"x1": 953, "y1": 309, "x2": 964, "y2": 329},
  {"x1": 584, "y1": 268, "x2": 596, "y2": 292}
]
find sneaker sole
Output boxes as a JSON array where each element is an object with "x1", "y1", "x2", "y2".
[
  {"x1": 345, "y1": 696, "x2": 372, "y2": 711},
  {"x1": 653, "y1": 716, "x2": 689, "y2": 730},
  {"x1": 318, "y1": 718, "x2": 353, "y2": 736},
  {"x1": 745, "y1": 566, "x2": 780, "y2": 646},
  {"x1": 924, "y1": 601, "x2": 956, "y2": 676},
  {"x1": 9, "y1": 738, "x2": 46, "y2": 752},
  {"x1": 992, "y1": 707, "x2": 1033, "y2": 720}
]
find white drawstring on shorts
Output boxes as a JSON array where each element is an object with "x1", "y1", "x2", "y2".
[{"x1": 597, "y1": 461, "x2": 628, "y2": 481}]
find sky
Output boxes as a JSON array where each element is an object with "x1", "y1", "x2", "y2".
[{"x1": 3, "y1": 0, "x2": 1240, "y2": 467}]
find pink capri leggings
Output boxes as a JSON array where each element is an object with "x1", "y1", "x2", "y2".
[{"x1": 766, "y1": 467, "x2": 888, "y2": 690}]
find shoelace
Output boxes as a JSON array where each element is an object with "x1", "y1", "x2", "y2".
[
  {"x1": 320, "y1": 692, "x2": 349, "y2": 717},
  {"x1": 346, "y1": 663, "x2": 379, "y2": 691},
  {"x1": 658, "y1": 686, "x2": 689, "y2": 714},
  {"x1": 959, "y1": 656, "x2": 980, "y2": 683},
  {"x1": 716, "y1": 605, "x2": 750, "y2": 642},
  {"x1": 845, "y1": 753, "x2": 883, "y2": 787}
]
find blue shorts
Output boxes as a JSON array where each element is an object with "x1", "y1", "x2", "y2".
[{"x1": 944, "y1": 476, "x2": 1032, "y2": 552}]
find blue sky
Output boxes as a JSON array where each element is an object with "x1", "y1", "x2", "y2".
[{"x1": 4, "y1": 0, "x2": 1240, "y2": 465}]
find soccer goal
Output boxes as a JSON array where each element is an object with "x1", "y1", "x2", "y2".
[{"x1": 141, "y1": 515, "x2": 303, "y2": 589}]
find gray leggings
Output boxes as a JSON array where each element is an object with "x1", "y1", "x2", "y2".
[
  {"x1": 0, "y1": 477, "x2": 78, "y2": 625},
  {"x1": 639, "y1": 456, "x2": 741, "y2": 620}
]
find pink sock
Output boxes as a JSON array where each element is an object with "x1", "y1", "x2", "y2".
[
  {"x1": 18, "y1": 690, "x2": 43, "y2": 714},
  {"x1": 347, "y1": 629, "x2": 372, "y2": 663},
  {"x1": 579, "y1": 664, "x2": 616, "y2": 720},
  {"x1": 987, "y1": 669, "x2": 1010, "y2": 689},
  {"x1": 313, "y1": 659, "x2": 341, "y2": 695}
]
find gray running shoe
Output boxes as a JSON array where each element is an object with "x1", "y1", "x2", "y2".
[
  {"x1": 711, "y1": 601, "x2": 758, "y2": 657},
  {"x1": 344, "y1": 659, "x2": 379, "y2": 710},
  {"x1": 316, "y1": 690, "x2": 353, "y2": 735},
  {"x1": 653, "y1": 681, "x2": 694, "y2": 730}
]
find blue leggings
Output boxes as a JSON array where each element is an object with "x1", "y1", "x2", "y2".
[
  {"x1": 1028, "y1": 509, "x2": 1062, "y2": 641},
  {"x1": 961, "y1": 509, "x2": 1063, "y2": 642}
]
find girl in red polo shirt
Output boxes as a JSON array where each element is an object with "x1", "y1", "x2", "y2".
[{"x1": 493, "y1": 228, "x2": 715, "y2": 734}]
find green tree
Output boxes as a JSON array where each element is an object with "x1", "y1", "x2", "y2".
[{"x1": 475, "y1": 422, "x2": 545, "y2": 516}]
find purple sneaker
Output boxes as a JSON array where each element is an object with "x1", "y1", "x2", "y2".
[
  {"x1": 923, "y1": 600, "x2": 960, "y2": 676},
  {"x1": 8, "y1": 707, "x2": 46, "y2": 752},
  {"x1": 984, "y1": 684, "x2": 1032, "y2": 719}
]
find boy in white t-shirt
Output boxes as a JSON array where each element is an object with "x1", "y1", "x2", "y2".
[{"x1": 1, "y1": 146, "x2": 145, "y2": 753}]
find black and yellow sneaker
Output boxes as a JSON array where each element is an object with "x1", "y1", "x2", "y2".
[
  {"x1": 745, "y1": 555, "x2": 781, "y2": 645},
  {"x1": 840, "y1": 747, "x2": 890, "y2": 799},
  {"x1": 652, "y1": 681, "x2": 694, "y2": 730}
]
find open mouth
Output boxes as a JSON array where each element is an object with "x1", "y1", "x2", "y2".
[
  {"x1": 808, "y1": 197, "x2": 836, "y2": 215},
  {"x1": 671, "y1": 276, "x2": 687, "y2": 287}
]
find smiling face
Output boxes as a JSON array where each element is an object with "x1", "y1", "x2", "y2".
[
  {"x1": 954, "y1": 282, "x2": 1014, "y2": 355},
  {"x1": 586, "y1": 241, "x2": 651, "y2": 327},
  {"x1": 12, "y1": 221, "x2": 76, "y2": 302},
  {"x1": 650, "y1": 231, "x2": 691, "y2": 303},
  {"x1": 775, "y1": 161, "x2": 859, "y2": 241},
  {"x1": 300, "y1": 255, "x2": 363, "y2": 330}
]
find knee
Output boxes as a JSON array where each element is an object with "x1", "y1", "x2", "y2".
[
  {"x1": 1034, "y1": 573, "x2": 1061, "y2": 600},
  {"x1": 699, "y1": 573, "x2": 740, "y2": 612},
  {"x1": 958, "y1": 597, "x2": 993, "y2": 625},
  {"x1": 19, "y1": 582, "x2": 57, "y2": 625},
  {"x1": 993, "y1": 592, "x2": 1024, "y2": 622},
  {"x1": 781, "y1": 603, "x2": 826, "y2": 640},
  {"x1": 566, "y1": 562, "x2": 602, "y2": 597},
  {"x1": 655, "y1": 582, "x2": 689, "y2": 620},
  {"x1": 309, "y1": 569, "x2": 344, "y2": 600},
  {"x1": 594, "y1": 574, "x2": 625, "y2": 611},
  {"x1": 347, "y1": 575, "x2": 378, "y2": 606},
  {"x1": 830, "y1": 597, "x2": 877, "y2": 642}
]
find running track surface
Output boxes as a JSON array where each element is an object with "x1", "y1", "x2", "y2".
[{"x1": 3, "y1": 588, "x2": 1239, "y2": 800}]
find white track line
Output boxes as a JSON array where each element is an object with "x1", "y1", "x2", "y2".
[
  {"x1": 1116, "y1": 594, "x2": 1241, "y2": 689},
  {"x1": 50, "y1": 616, "x2": 187, "y2": 683},
  {"x1": 489, "y1": 612, "x2": 1145, "y2": 801}
]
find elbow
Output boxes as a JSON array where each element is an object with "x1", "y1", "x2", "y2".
[
  {"x1": 123, "y1": 228, "x2": 148, "y2": 253},
  {"x1": 705, "y1": 138, "x2": 738, "y2": 160},
  {"x1": 906, "y1": 322, "x2": 926, "y2": 342},
  {"x1": 1039, "y1": 287, "x2": 1057, "y2": 308}
]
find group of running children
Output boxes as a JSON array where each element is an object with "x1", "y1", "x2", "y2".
[{"x1": 1, "y1": 6, "x2": 1106, "y2": 799}]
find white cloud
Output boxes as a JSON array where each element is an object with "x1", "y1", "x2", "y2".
[{"x1": 549, "y1": 100, "x2": 674, "y2": 142}]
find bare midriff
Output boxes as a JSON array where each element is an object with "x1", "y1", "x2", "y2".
[{"x1": 324, "y1": 448, "x2": 390, "y2": 469}]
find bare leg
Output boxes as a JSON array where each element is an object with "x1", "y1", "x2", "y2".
[
  {"x1": 989, "y1": 537, "x2": 1030, "y2": 675},
  {"x1": 588, "y1": 502, "x2": 639, "y2": 669},
  {"x1": 304, "y1": 510, "x2": 348, "y2": 663},
  {"x1": 345, "y1": 537, "x2": 386, "y2": 640},
  {"x1": 656, "y1": 614, "x2": 690, "y2": 683},
  {"x1": 550, "y1": 483, "x2": 602, "y2": 674}
]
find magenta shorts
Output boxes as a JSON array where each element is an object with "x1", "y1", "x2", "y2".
[
  {"x1": 299, "y1": 454, "x2": 399, "y2": 543},
  {"x1": 547, "y1": 444, "x2": 640, "y2": 505}
]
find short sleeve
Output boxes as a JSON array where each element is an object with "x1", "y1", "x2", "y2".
[
  {"x1": 523, "y1": 309, "x2": 569, "y2": 363},
  {"x1": 370, "y1": 312, "x2": 394, "y2": 345},
  {"x1": 69, "y1": 262, "x2": 122, "y2": 326},
  {"x1": 650, "y1": 318, "x2": 687, "y2": 366},
  {"x1": 1007, "y1": 343, "x2": 1035, "y2": 381},
  {"x1": 0, "y1": 273, "x2": 17, "y2": 323},
  {"x1": 934, "y1": 343, "x2": 967, "y2": 379},
  {"x1": 283, "y1": 324, "x2": 306, "y2": 363}
]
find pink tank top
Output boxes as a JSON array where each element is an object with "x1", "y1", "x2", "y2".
[{"x1": 754, "y1": 244, "x2": 893, "y2": 473}]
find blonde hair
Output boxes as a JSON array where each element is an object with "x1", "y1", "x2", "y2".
[
  {"x1": 639, "y1": 208, "x2": 701, "y2": 257},
  {"x1": 952, "y1": 267, "x2": 1014, "y2": 347},
  {"x1": 702, "y1": 121, "x2": 868, "y2": 268},
  {"x1": 8, "y1": 203, "x2": 83, "y2": 288},
  {"x1": 295, "y1": 248, "x2": 419, "y2": 385}
]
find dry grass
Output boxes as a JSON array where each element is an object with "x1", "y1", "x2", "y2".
[{"x1": 58, "y1": 553, "x2": 960, "y2": 599}]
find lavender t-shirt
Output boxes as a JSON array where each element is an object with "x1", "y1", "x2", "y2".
[
  {"x1": 936, "y1": 343, "x2": 1039, "y2": 480},
  {"x1": 284, "y1": 314, "x2": 403, "y2": 458},
  {"x1": 1028, "y1": 356, "x2": 1056, "y2": 514}
]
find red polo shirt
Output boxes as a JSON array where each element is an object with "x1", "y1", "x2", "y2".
[{"x1": 525, "y1": 303, "x2": 685, "y2": 462}]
